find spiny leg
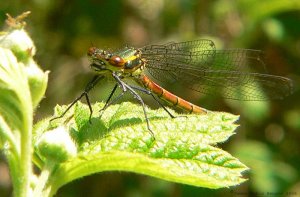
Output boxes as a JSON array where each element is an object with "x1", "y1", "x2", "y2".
[
  {"x1": 99, "y1": 83, "x2": 119, "y2": 115},
  {"x1": 112, "y1": 73, "x2": 155, "y2": 139},
  {"x1": 129, "y1": 85, "x2": 176, "y2": 118},
  {"x1": 99, "y1": 79, "x2": 130, "y2": 116},
  {"x1": 126, "y1": 85, "x2": 155, "y2": 139},
  {"x1": 50, "y1": 75, "x2": 103, "y2": 122}
]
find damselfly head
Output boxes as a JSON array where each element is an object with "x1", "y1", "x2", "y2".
[
  {"x1": 87, "y1": 47, "x2": 112, "y2": 72},
  {"x1": 88, "y1": 46, "x2": 129, "y2": 73}
]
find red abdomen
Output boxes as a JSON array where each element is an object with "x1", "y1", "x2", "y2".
[{"x1": 139, "y1": 75, "x2": 207, "y2": 114}]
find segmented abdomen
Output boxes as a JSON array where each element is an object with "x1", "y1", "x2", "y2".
[{"x1": 139, "y1": 74, "x2": 207, "y2": 114}]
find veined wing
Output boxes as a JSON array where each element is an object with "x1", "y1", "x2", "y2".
[{"x1": 141, "y1": 40, "x2": 292, "y2": 100}]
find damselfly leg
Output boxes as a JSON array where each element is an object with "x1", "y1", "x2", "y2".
[{"x1": 50, "y1": 75, "x2": 103, "y2": 123}]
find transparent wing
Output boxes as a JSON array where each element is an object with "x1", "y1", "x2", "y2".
[{"x1": 141, "y1": 40, "x2": 292, "y2": 100}]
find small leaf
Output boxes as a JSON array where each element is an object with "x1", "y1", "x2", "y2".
[
  {"x1": 0, "y1": 29, "x2": 35, "y2": 60},
  {"x1": 25, "y1": 59, "x2": 48, "y2": 108},
  {"x1": 0, "y1": 29, "x2": 48, "y2": 109},
  {"x1": 0, "y1": 47, "x2": 28, "y2": 131},
  {"x1": 36, "y1": 101, "x2": 247, "y2": 195},
  {"x1": 35, "y1": 126, "x2": 77, "y2": 163}
]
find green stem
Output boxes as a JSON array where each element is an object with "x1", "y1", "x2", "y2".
[
  {"x1": 0, "y1": 116, "x2": 20, "y2": 192},
  {"x1": 5, "y1": 148, "x2": 20, "y2": 193},
  {"x1": 16, "y1": 88, "x2": 33, "y2": 197},
  {"x1": 33, "y1": 162, "x2": 56, "y2": 197},
  {"x1": 0, "y1": 116, "x2": 19, "y2": 157}
]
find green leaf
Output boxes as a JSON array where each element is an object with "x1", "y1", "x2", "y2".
[
  {"x1": 0, "y1": 47, "x2": 29, "y2": 131},
  {"x1": 35, "y1": 102, "x2": 247, "y2": 195},
  {"x1": 0, "y1": 29, "x2": 48, "y2": 109},
  {"x1": 0, "y1": 17, "x2": 48, "y2": 197}
]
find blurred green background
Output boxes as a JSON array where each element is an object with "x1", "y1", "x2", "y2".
[{"x1": 1, "y1": 0, "x2": 300, "y2": 196}]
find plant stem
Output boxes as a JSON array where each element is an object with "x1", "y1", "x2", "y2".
[
  {"x1": 33, "y1": 162, "x2": 55, "y2": 197},
  {"x1": 16, "y1": 90, "x2": 33, "y2": 197}
]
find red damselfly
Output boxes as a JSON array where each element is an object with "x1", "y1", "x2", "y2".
[{"x1": 51, "y1": 40, "x2": 293, "y2": 136}]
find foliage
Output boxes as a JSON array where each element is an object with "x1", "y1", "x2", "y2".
[
  {"x1": 33, "y1": 102, "x2": 245, "y2": 196},
  {"x1": 0, "y1": 12, "x2": 48, "y2": 197},
  {"x1": 0, "y1": 0, "x2": 299, "y2": 196},
  {"x1": 0, "y1": 12, "x2": 247, "y2": 197}
]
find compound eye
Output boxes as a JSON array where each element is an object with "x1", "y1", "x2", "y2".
[
  {"x1": 87, "y1": 47, "x2": 97, "y2": 57},
  {"x1": 109, "y1": 55, "x2": 125, "y2": 67}
]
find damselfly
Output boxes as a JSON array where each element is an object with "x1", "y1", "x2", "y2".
[{"x1": 51, "y1": 40, "x2": 293, "y2": 136}]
